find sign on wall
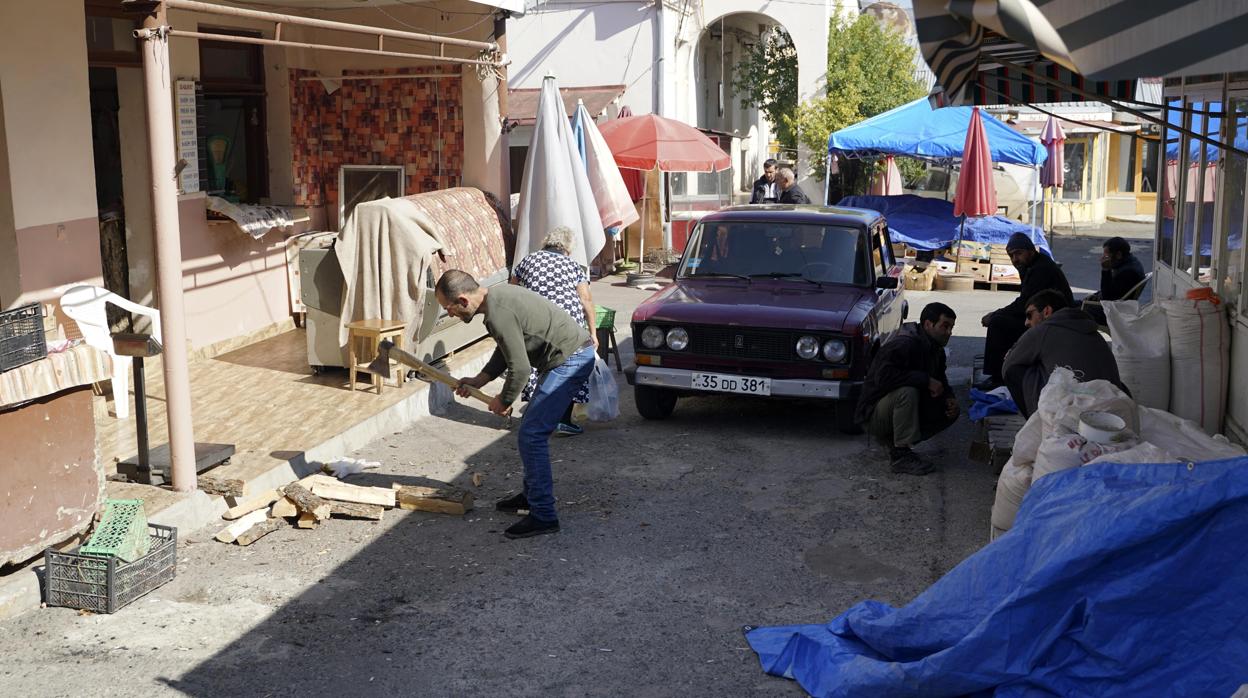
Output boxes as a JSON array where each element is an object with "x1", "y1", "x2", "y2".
[{"x1": 175, "y1": 79, "x2": 200, "y2": 194}]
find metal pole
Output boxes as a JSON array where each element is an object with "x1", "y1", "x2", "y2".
[
  {"x1": 495, "y1": 12, "x2": 512, "y2": 221},
  {"x1": 163, "y1": 0, "x2": 497, "y2": 53},
  {"x1": 167, "y1": 30, "x2": 500, "y2": 68},
  {"x1": 136, "y1": 5, "x2": 197, "y2": 493},
  {"x1": 133, "y1": 357, "x2": 150, "y2": 472}
]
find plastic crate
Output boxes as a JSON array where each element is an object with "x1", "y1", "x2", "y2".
[
  {"x1": 594, "y1": 306, "x2": 617, "y2": 330},
  {"x1": 44, "y1": 524, "x2": 177, "y2": 614},
  {"x1": 81, "y1": 499, "x2": 151, "y2": 562},
  {"x1": 0, "y1": 303, "x2": 47, "y2": 372}
]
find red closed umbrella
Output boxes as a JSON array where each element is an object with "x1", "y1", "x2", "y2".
[
  {"x1": 953, "y1": 107, "x2": 996, "y2": 267},
  {"x1": 598, "y1": 114, "x2": 732, "y2": 172},
  {"x1": 1039, "y1": 116, "x2": 1066, "y2": 189}
]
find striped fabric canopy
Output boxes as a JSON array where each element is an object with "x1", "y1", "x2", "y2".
[{"x1": 915, "y1": 0, "x2": 1248, "y2": 107}]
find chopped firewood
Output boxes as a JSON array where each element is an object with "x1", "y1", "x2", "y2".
[
  {"x1": 222, "y1": 488, "x2": 281, "y2": 520},
  {"x1": 310, "y1": 480, "x2": 396, "y2": 508},
  {"x1": 199, "y1": 475, "x2": 245, "y2": 498},
  {"x1": 296, "y1": 512, "x2": 319, "y2": 529},
  {"x1": 214, "y1": 510, "x2": 267, "y2": 543},
  {"x1": 471, "y1": 472, "x2": 484, "y2": 487},
  {"x1": 393, "y1": 483, "x2": 474, "y2": 515},
  {"x1": 282, "y1": 483, "x2": 332, "y2": 521},
  {"x1": 270, "y1": 496, "x2": 298, "y2": 518},
  {"x1": 236, "y1": 518, "x2": 284, "y2": 546},
  {"x1": 329, "y1": 501, "x2": 385, "y2": 520}
]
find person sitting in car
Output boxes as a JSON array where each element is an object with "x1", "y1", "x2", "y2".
[{"x1": 854, "y1": 302, "x2": 960, "y2": 476}]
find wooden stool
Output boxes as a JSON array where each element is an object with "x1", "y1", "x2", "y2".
[
  {"x1": 347, "y1": 319, "x2": 407, "y2": 394},
  {"x1": 594, "y1": 305, "x2": 623, "y2": 372}
]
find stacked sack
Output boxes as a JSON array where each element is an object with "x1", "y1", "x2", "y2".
[
  {"x1": 1104, "y1": 300, "x2": 1170, "y2": 410},
  {"x1": 990, "y1": 367, "x2": 1244, "y2": 539},
  {"x1": 1163, "y1": 289, "x2": 1229, "y2": 435}
]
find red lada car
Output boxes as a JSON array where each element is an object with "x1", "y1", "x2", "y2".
[{"x1": 624, "y1": 205, "x2": 908, "y2": 433}]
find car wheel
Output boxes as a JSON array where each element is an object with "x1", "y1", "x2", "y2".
[
  {"x1": 635, "y1": 385, "x2": 677, "y2": 420},
  {"x1": 835, "y1": 403, "x2": 864, "y2": 435}
]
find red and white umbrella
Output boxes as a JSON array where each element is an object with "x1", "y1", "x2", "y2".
[{"x1": 1040, "y1": 116, "x2": 1065, "y2": 189}]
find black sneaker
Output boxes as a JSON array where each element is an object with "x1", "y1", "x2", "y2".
[
  {"x1": 889, "y1": 448, "x2": 935, "y2": 476},
  {"x1": 495, "y1": 492, "x2": 530, "y2": 515},
  {"x1": 504, "y1": 515, "x2": 560, "y2": 539}
]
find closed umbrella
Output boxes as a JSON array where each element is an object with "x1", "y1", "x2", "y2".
[
  {"x1": 571, "y1": 100, "x2": 640, "y2": 231},
  {"x1": 868, "y1": 155, "x2": 904, "y2": 196},
  {"x1": 513, "y1": 75, "x2": 606, "y2": 269},
  {"x1": 1039, "y1": 115, "x2": 1065, "y2": 240},
  {"x1": 615, "y1": 106, "x2": 645, "y2": 202},
  {"x1": 953, "y1": 107, "x2": 997, "y2": 268}
]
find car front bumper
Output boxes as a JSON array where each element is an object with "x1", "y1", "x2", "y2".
[{"x1": 626, "y1": 365, "x2": 857, "y2": 400}]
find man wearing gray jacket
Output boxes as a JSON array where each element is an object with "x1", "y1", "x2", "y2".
[{"x1": 1002, "y1": 289, "x2": 1127, "y2": 417}]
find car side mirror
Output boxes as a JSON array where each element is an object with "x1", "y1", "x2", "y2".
[{"x1": 875, "y1": 276, "x2": 899, "y2": 290}]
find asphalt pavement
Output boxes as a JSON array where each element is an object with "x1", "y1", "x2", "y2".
[{"x1": 0, "y1": 240, "x2": 1119, "y2": 696}]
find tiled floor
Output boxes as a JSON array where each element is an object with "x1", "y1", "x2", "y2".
[{"x1": 96, "y1": 328, "x2": 486, "y2": 495}]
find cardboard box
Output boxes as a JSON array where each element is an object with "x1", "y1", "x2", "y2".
[
  {"x1": 961, "y1": 262, "x2": 991, "y2": 282},
  {"x1": 991, "y1": 264, "x2": 1021, "y2": 283},
  {"x1": 932, "y1": 259, "x2": 957, "y2": 274},
  {"x1": 904, "y1": 264, "x2": 938, "y2": 291}
]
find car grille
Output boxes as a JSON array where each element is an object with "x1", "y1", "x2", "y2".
[{"x1": 688, "y1": 327, "x2": 795, "y2": 362}]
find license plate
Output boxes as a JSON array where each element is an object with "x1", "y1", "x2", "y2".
[{"x1": 689, "y1": 372, "x2": 772, "y2": 396}]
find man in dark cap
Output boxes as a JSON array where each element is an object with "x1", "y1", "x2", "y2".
[{"x1": 976, "y1": 233, "x2": 1073, "y2": 390}]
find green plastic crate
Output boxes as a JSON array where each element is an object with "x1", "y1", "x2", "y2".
[
  {"x1": 81, "y1": 499, "x2": 151, "y2": 562},
  {"x1": 595, "y1": 306, "x2": 617, "y2": 329}
]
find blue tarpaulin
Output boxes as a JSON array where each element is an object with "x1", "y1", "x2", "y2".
[
  {"x1": 838, "y1": 194, "x2": 1050, "y2": 254},
  {"x1": 828, "y1": 99, "x2": 1047, "y2": 166},
  {"x1": 746, "y1": 458, "x2": 1248, "y2": 697}
]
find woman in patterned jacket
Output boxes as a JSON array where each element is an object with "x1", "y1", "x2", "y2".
[{"x1": 511, "y1": 227, "x2": 600, "y2": 435}]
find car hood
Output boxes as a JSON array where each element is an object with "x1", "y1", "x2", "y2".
[{"x1": 632, "y1": 278, "x2": 871, "y2": 333}]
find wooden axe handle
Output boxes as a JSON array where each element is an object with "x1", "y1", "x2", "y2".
[{"x1": 381, "y1": 341, "x2": 495, "y2": 405}]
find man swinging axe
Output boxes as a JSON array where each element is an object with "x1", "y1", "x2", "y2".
[{"x1": 435, "y1": 269, "x2": 596, "y2": 539}]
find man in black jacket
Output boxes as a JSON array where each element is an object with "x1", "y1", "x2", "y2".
[
  {"x1": 977, "y1": 233, "x2": 1073, "y2": 390},
  {"x1": 776, "y1": 167, "x2": 812, "y2": 204},
  {"x1": 750, "y1": 159, "x2": 779, "y2": 203},
  {"x1": 1082, "y1": 236, "x2": 1147, "y2": 324},
  {"x1": 855, "y1": 302, "x2": 960, "y2": 475}
]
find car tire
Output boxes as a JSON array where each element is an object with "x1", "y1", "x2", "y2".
[
  {"x1": 635, "y1": 385, "x2": 677, "y2": 420},
  {"x1": 835, "y1": 403, "x2": 864, "y2": 435}
]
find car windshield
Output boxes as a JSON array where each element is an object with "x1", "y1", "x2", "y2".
[{"x1": 678, "y1": 222, "x2": 867, "y2": 285}]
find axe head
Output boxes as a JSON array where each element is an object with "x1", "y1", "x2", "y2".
[{"x1": 366, "y1": 339, "x2": 396, "y2": 379}]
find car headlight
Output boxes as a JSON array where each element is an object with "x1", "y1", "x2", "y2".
[
  {"x1": 641, "y1": 325, "x2": 665, "y2": 349},
  {"x1": 796, "y1": 335, "x2": 819, "y2": 360},
  {"x1": 822, "y1": 339, "x2": 848, "y2": 363},
  {"x1": 666, "y1": 327, "x2": 689, "y2": 351}
]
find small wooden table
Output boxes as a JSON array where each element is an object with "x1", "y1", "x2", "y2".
[{"x1": 346, "y1": 319, "x2": 407, "y2": 394}]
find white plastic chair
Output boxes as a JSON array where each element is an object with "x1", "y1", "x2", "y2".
[{"x1": 59, "y1": 285, "x2": 163, "y2": 419}]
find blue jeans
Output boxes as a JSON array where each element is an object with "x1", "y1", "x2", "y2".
[{"x1": 518, "y1": 346, "x2": 596, "y2": 522}]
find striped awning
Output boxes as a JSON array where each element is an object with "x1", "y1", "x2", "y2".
[{"x1": 915, "y1": 0, "x2": 1248, "y2": 106}]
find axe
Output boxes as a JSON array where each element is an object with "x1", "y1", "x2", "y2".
[{"x1": 367, "y1": 340, "x2": 511, "y2": 423}]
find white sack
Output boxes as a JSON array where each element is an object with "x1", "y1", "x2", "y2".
[
  {"x1": 1104, "y1": 300, "x2": 1171, "y2": 409},
  {"x1": 991, "y1": 456, "x2": 1034, "y2": 532},
  {"x1": 1163, "y1": 299, "x2": 1230, "y2": 434}
]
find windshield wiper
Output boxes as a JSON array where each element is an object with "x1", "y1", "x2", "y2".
[
  {"x1": 748, "y1": 272, "x2": 823, "y2": 287},
  {"x1": 688, "y1": 271, "x2": 751, "y2": 282}
]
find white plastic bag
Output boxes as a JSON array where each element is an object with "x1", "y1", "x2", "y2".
[
  {"x1": 1104, "y1": 300, "x2": 1171, "y2": 410},
  {"x1": 586, "y1": 356, "x2": 619, "y2": 422},
  {"x1": 1163, "y1": 299, "x2": 1229, "y2": 434}
]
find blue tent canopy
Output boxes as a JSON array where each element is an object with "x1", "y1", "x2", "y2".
[
  {"x1": 828, "y1": 99, "x2": 1048, "y2": 166},
  {"x1": 838, "y1": 194, "x2": 1050, "y2": 254}
]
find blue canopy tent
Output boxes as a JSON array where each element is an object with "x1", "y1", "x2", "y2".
[
  {"x1": 825, "y1": 99, "x2": 1049, "y2": 254},
  {"x1": 1162, "y1": 102, "x2": 1246, "y2": 256},
  {"x1": 827, "y1": 98, "x2": 1048, "y2": 166}
]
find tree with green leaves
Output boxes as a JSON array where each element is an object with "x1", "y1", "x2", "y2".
[
  {"x1": 733, "y1": 13, "x2": 927, "y2": 184},
  {"x1": 794, "y1": 13, "x2": 928, "y2": 183},
  {"x1": 731, "y1": 28, "x2": 799, "y2": 149}
]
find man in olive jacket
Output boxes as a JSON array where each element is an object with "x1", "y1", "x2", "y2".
[
  {"x1": 855, "y1": 302, "x2": 960, "y2": 475},
  {"x1": 439, "y1": 269, "x2": 595, "y2": 539}
]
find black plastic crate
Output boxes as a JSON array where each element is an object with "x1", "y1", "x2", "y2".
[
  {"x1": 0, "y1": 303, "x2": 47, "y2": 372},
  {"x1": 44, "y1": 524, "x2": 177, "y2": 614}
]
